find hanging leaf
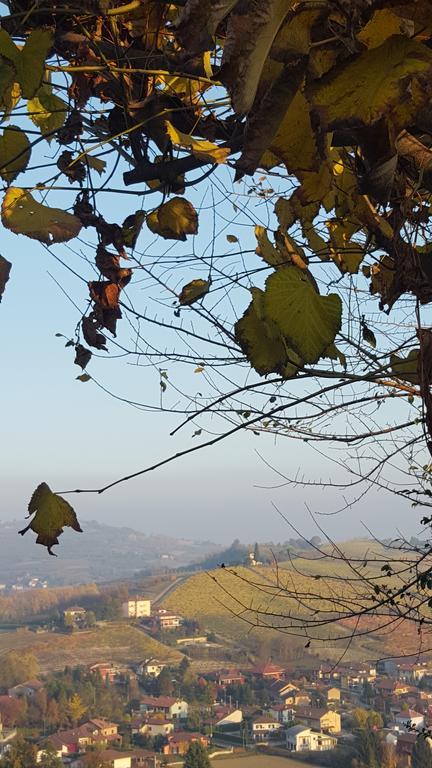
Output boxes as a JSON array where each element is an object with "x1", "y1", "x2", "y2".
[
  {"x1": 74, "y1": 344, "x2": 92, "y2": 370},
  {"x1": 255, "y1": 226, "x2": 286, "y2": 267},
  {"x1": 76, "y1": 373, "x2": 91, "y2": 382},
  {"x1": 1, "y1": 188, "x2": 82, "y2": 244},
  {"x1": 89, "y1": 281, "x2": 121, "y2": 309},
  {"x1": 235, "y1": 289, "x2": 292, "y2": 377},
  {"x1": 263, "y1": 267, "x2": 342, "y2": 364},
  {"x1": 0, "y1": 126, "x2": 31, "y2": 182},
  {"x1": 27, "y1": 87, "x2": 67, "y2": 140},
  {"x1": 390, "y1": 349, "x2": 420, "y2": 384},
  {"x1": 362, "y1": 322, "x2": 377, "y2": 348},
  {"x1": 226, "y1": 234, "x2": 238, "y2": 243},
  {"x1": 147, "y1": 197, "x2": 198, "y2": 241},
  {"x1": 82, "y1": 315, "x2": 107, "y2": 351},
  {"x1": 0, "y1": 255, "x2": 11, "y2": 303},
  {"x1": 85, "y1": 155, "x2": 106, "y2": 175},
  {"x1": 179, "y1": 278, "x2": 210, "y2": 306},
  {"x1": 19, "y1": 482, "x2": 82, "y2": 556},
  {"x1": 166, "y1": 122, "x2": 230, "y2": 163},
  {"x1": 122, "y1": 210, "x2": 145, "y2": 248}
]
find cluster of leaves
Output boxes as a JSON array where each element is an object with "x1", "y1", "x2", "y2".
[{"x1": 3, "y1": 0, "x2": 432, "y2": 554}]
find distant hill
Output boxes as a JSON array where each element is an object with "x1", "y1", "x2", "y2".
[{"x1": 0, "y1": 520, "x2": 218, "y2": 586}]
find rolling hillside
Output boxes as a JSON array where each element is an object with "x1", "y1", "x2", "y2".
[{"x1": 0, "y1": 623, "x2": 182, "y2": 673}]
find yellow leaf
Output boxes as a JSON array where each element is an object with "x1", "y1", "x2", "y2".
[
  {"x1": 166, "y1": 122, "x2": 230, "y2": 164},
  {"x1": 0, "y1": 126, "x2": 31, "y2": 182},
  {"x1": 2, "y1": 187, "x2": 82, "y2": 244},
  {"x1": 147, "y1": 197, "x2": 198, "y2": 241},
  {"x1": 326, "y1": 218, "x2": 365, "y2": 273},
  {"x1": 27, "y1": 87, "x2": 67, "y2": 140},
  {"x1": 266, "y1": 90, "x2": 320, "y2": 174},
  {"x1": 357, "y1": 9, "x2": 414, "y2": 49},
  {"x1": 19, "y1": 482, "x2": 82, "y2": 556}
]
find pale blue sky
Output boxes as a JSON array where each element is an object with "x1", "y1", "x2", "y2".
[{"x1": 0, "y1": 100, "x2": 422, "y2": 547}]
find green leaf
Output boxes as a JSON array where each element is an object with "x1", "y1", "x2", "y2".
[
  {"x1": 17, "y1": 29, "x2": 53, "y2": 99},
  {"x1": 255, "y1": 225, "x2": 286, "y2": 267},
  {"x1": 179, "y1": 278, "x2": 210, "y2": 306},
  {"x1": 310, "y1": 35, "x2": 432, "y2": 131},
  {"x1": 235, "y1": 287, "x2": 303, "y2": 378},
  {"x1": 0, "y1": 29, "x2": 53, "y2": 100},
  {"x1": 0, "y1": 255, "x2": 12, "y2": 303},
  {"x1": 390, "y1": 349, "x2": 419, "y2": 384},
  {"x1": 235, "y1": 289, "x2": 291, "y2": 377},
  {"x1": 0, "y1": 126, "x2": 31, "y2": 182},
  {"x1": 2, "y1": 187, "x2": 82, "y2": 244},
  {"x1": 27, "y1": 88, "x2": 67, "y2": 140},
  {"x1": 147, "y1": 197, "x2": 198, "y2": 241},
  {"x1": 19, "y1": 482, "x2": 82, "y2": 556},
  {"x1": 263, "y1": 267, "x2": 342, "y2": 364}
]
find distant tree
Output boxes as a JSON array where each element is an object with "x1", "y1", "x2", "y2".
[
  {"x1": 183, "y1": 742, "x2": 211, "y2": 768},
  {"x1": 362, "y1": 680, "x2": 374, "y2": 704},
  {"x1": 356, "y1": 727, "x2": 382, "y2": 768},
  {"x1": 67, "y1": 693, "x2": 87, "y2": 725},
  {"x1": 0, "y1": 696, "x2": 25, "y2": 727},
  {"x1": 38, "y1": 746, "x2": 62, "y2": 768},
  {"x1": 86, "y1": 611, "x2": 97, "y2": 628},
  {"x1": 381, "y1": 742, "x2": 397, "y2": 768},
  {"x1": 46, "y1": 699, "x2": 60, "y2": 729},
  {"x1": 412, "y1": 737, "x2": 432, "y2": 768},
  {"x1": 253, "y1": 543, "x2": 261, "y2": 563},
  {"x1": 157, "y1": 668, "x2": 174, "y2": 697},
  {"x1": 179, "y1": 657, "x2": 190, "y2": 680},
  {"x1": 153, "y1": 734, "x2": 169, "y2": 752},
  {"x1": 0, "y1": 651, "x2": 39, "y2": 689},
  {"x1": 0, "y1": 736, "x2": 37, "y2": 768}
]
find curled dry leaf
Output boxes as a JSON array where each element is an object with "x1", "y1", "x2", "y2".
[
  {"x1": 0, "y1": 255, "x2": 12, "y2": 303},
  {"x1": 19, "y1": 482, "x2": 82, "y2": 556},
  {"x1": 74, "y1": 343, "x2": 92, "y2": 370},
  {"x1": 89, "y1": 280, "x2": 121, "y2": 309},
  {"x1": 82, "y1": 315, "x2": 107, "y2": 351},
  {"x1": 179, "y1": 278, "x2": 210, "y2": 305}
]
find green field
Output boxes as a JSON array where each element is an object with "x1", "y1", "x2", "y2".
[{"x1": 0, "y1": 623, "x2": 182, "y2": 672}]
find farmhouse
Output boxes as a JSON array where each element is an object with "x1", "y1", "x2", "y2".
[
  {"x1": 139, "y1": 696, "x2": 188, "y2": 720},
  {"x1": 251, "y1": 715, "x2": 284, "y2": 741}
]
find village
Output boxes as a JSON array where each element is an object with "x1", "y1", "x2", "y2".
[{"x1": 0, "y1": 594, "x2": 430, "y2": 768}]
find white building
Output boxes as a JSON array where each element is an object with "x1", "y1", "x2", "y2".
[
  {"x1": 121, "y1": 596, "x2": 151, "y2": 618},
  {"x1": 252, "y1": 716, "x2": 284, "y2": 741},
  {"x1": 286, "y1": 725, "x2": 337, "y2": 752},
  {"x1": 137, "y1": 659, "x2": 166, "y2": 678}
]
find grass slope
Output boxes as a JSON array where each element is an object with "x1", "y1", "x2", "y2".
[{"x1": 0, "y1": 623, "x2": 182, "y2": 672}]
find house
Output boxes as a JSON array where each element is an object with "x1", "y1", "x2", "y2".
[
  {"x1": 122, "y1": 597, "x2": 151, "y2": 619},
  {"x1": 395, "y1": 710, "x2": 425, "y2": 731},
  {"x1": 162, "y1": 732, "x2": 208, "y2": 756},
  {"x1": 43, "y1": 719, "x2": 121, "y2": 755},
  {"x1": 137, "y1": 659, "x2": 166, "y2": 678},
  {"x1": 215, "y1": 670, "x2": 246, "y2": 687},
  {"x1": 132, "y1": 718, "x2": 174, "y2": 738},
  {"x1": 89, "y1": 662, "x2": 121, "y2": 684},
  {"x1": 8, "y1": 680, "x2": 44, "y2": 698},
  {"x1": 251, "y1": 715, "x2": 284, "y2": 741},
  {"x1": 396, "y1": 732, "x2": 419, "y2": 763},
  {"x1": 397, "y1": 663, "x2": 428, "y2": 683},
  {"x1": 327, "y1": 687, "x2": 341, "y2": 703},
  {"x1": 295, "y1": 707, "x2": 341, "y2": 734},
  {"x1": 268, "y1": 704, "x2": 295, "y2": 724},
  {"x1": 70, "y1": 749, "x2": 132, "y2": 768},
  {"x1": 214, "y1": 709, "x2": 243, "y2": 728},
  {"x1": 157, "y1": 613, "x2": 183, "y2": 630},
  {"x1": 139, "y1": 696, "x2": 188, "y2": 720},
  {"x1": 286, "y1": 725, "x2": 337, "y2": 752},
  {"x1": 63, "y1": 606, "x2": 86, "y2": 624},
  {"x1": 249, "y1": 663, "x2": 285, "y2": 680}
]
